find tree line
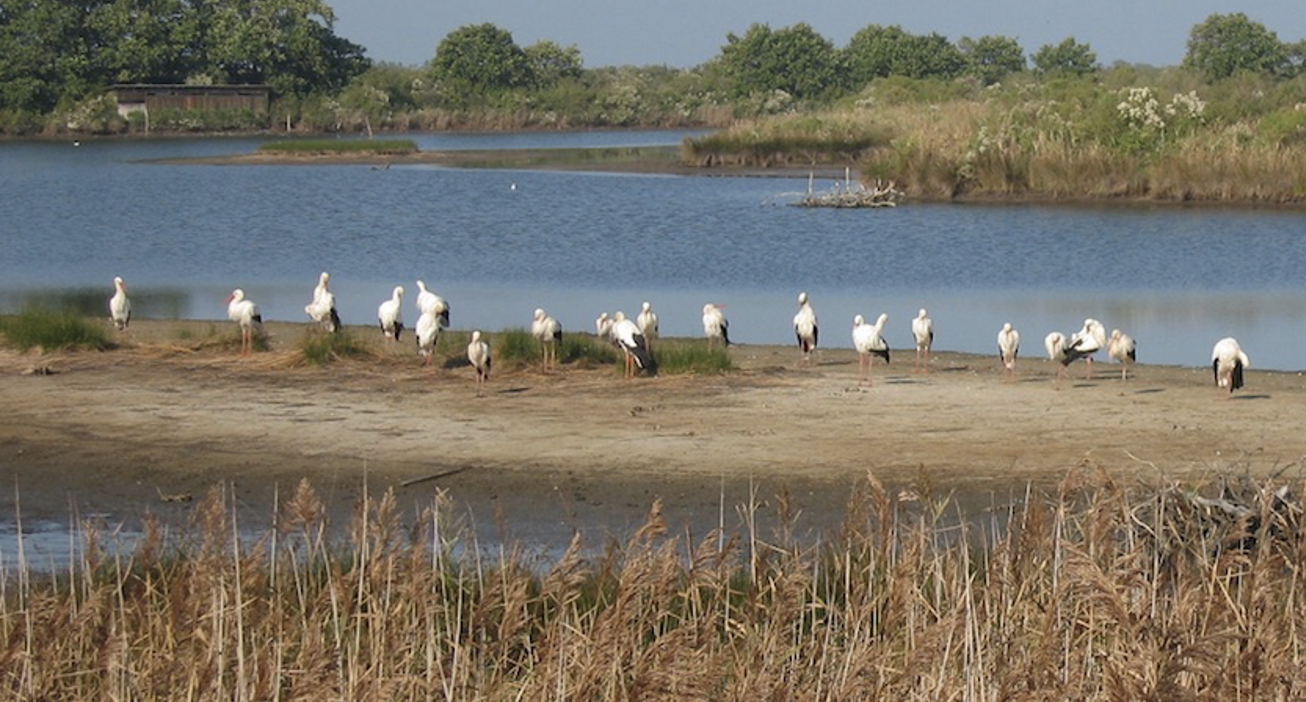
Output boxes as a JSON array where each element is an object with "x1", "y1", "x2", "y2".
[{"x1": 1, "y1": 4, "x2": 1303, "y2": 134}]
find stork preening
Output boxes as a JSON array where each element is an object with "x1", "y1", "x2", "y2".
[
  {"x1": 1108, "y1": 329, "x2": 1137, "y2": 380},
  {"x1": 1212, "y1": 337, "x2": 1249, "y2": 397},
  {"x1": 793, "y1": 292, "x2": 818, "y2": 363},
  {"x1": 612, "y1": 314, "x2": 654, "y2": 378},
  {"x1": 997, "y1": 322, "x2": 1020, "y2": 382},
  {"x1": 415, "y1": 310, "x2": 442, "y2": 365},
  {"x1": 378, "y1": 286, "x2": 404, "y2": 341},
  {"x1": 415, "y1": 280, "x2": 450, "y2": 328},
  {"x1": 532, "y1": 307, "x2": 562, "y2": 370},
  {"x1": 911, "y1": 308, "x2": 933, "y2": 373},
  {"x1": 1070, "y1": 318, "x2": 1107, "y2": 379},
  {"x1": 852, "y1": 313, "x2": 890, "y2": 386},
  {"x1": 1044, "y1": 331, "x2": 1091, "y2": 384},
  {"x1": 702, "y1": 303, "x2": 730, "y2": 350},
  {"x1": 467, "y1": 330, "x2": 491, "y2": 395},
  {"x1": 225, "y1": 288, "x2": 262, "y2": 356},
  {"x1": 304, "y1": 271, "x2": 340, "y2": 332},
  {"x1": 595, "y1": 312, "x2": 614, "y2": 343},
  {"x1": 637, "y1": 301, "x2": 659, "y2": 350},
  {"x1": 109, "y1": 276, "x2": 131, "y2": 331}
]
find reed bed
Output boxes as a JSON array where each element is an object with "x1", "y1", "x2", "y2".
[
  {"x1": 6, "y1": 469, "x2": 1304, "y2": 700},
  {"x1": 0, "y1": 308, "x2": 110, "y2": 351}
]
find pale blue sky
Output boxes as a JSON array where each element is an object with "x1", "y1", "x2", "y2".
[{"x1": 329, "y1": 0, "x2": 1306, "y2": 70}]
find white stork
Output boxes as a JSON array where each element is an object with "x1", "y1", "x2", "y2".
[
  {"x1": 415, "y1": 280, "x2": 449, "y2": 328},
  {"x1": 304, "y1": 271, "x2": 340, "y2": 332},
  {"x1": 637, "y1": 301, "x2": 659, "y2": 350},
  {"x1": 1212, "y1": 337, "x2": 1249, "y2": 397},
  {"x1": 793, "y1": 292, "x2": 818, "y2": 363},
  {"x1": 702, "y1": 303, "x2": 730, "y2": 350},
  {"x1": 1070, "y1": 318, "x2": 1107, "y2": 379},
  {"x1": 1108, "y1": 329, "x2": 1137, "y2": 380},
  {"x1": 911, "y1": 308, "x2": 934, "y2": 373},
  {"x1": 596, "y1": 312, "x2": 614, "y2": 343},
  {"x1": 612, "y1": 315, "x2": 653, "y2": 378},
  {"x1": 467, "y1": 330, "x2": 491, "y2": 395},
  {"x1": 378, "y1": 286, "x2": 404, "y2": 341},
  {"x1": 415, "y1": 310, "x2": 442, "y2": 365},
  {"x1": 997, "y1": 322, "x2": 1020, "y2": 382},
  {"x1": 109, "y1": 276, "x2": 131, "y2": 331},
  {"x1": 225, "y1": 288, "x2": 262, "y2": 356},
  {"x1": 532, "y1": 307, "x2": 562, "y2": 370},
  {"x1": 1044, "y1": 331, "x2": 1091, "y2": 384},
  {"x1": 852, "y1": 313, "x2": 890, "y2": 386}
]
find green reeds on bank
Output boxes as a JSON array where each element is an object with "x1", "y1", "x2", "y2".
[
  {"x1": 9, "y1": 471, "x2": 1303, "y2": 700},
  {"x1": 257, "y1": 138, "x2": 418, "y2": 155},
  {"x1": 0, "y1": 308, "x2": 109, "y2": 351}
]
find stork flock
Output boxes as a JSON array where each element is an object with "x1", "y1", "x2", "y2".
[{"x1": 106, "y1": 278, "x2": 1253, "y2": 397}]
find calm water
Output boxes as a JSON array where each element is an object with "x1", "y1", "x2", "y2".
[{"x1": 2, "y1": 131, "x2": 1306, "y2": 373}]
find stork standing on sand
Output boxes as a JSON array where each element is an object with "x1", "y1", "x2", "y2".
[
  {"x1": 532, "y1": 308, "x2": 562, "y2": 370},
  {"x1": 415, "y1": 310, "x2": 441, "y2": 365},
  {"x1": 637, "y1": 301, "x2": 659, "y2": 350},
  {"x1": 1070, "y1": 318, "x2": 1107, "y2": 379},
  {"x1": 612, "y1": 314, "x2": 653, "y2": 378},
  {"x1": 852, "y1": 313, "x2": 890, "y2": 386},
  {"x1": 1212, "y1": 337, "x2": 1249, "y2": 397},
  {"x1": 997, "y1": 322, "x2": 1020, "y2": 382},
  {"x1": 703, "y1": 303, "x2": 729, "y2": 350},
  {"x1": 109, "y1": 276, "x2": 131, "y2": 330},
  {"x1": 911, "y1": 308, "x2": 933, "y2": 373},
  {"x1": 378, "y1": 286, "x2": 404, "y2": 341},
  {"x1": 226, "y1": 289, "x2": 262, "y2": 355},
  {"x1": 415, "y1": 280, "x2": 450, "y2": 328},
  {"x1": 1108, "y1": 329, "x2": 1137, "y2": 380},
  {"x1": 1044, "y1": 331, "x2": 1091, "y2": 385},
  {"x1": 304, "y1": 272, "x2": 340, "y2": 332},
  {"x1": 467, "y1": 330, "x2": 491, "y2": 395},
  {"x1": 793, "y1": 292, "x2": 818, "y2": 363}
]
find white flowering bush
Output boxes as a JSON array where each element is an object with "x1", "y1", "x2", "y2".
[{"x1": 1114, "y1": 87, "x2": 1207, "y2": 153}]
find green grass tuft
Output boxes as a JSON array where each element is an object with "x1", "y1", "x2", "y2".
[
  {"x1": 651, "y1": 339, "x2": 733, "y2": 374},
  {"x1": 560, "y1": 334, "x2": 619, "y2": 365},
  {"x1": 257, "y1": 139, "x2": 418, "y2": 155},
  {"x1": 0, "y1": 308, "x2": 110, "y2": 351},
  {"x1": 492, "y1": 328, "x2": 538, "y2": 363},
  {"x1": 299, "y1": 329, "x2": 367, "y2": 365}
]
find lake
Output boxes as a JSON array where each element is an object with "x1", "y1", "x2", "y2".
[{"x1": 2, "y1": 130, "x2": 1305, "y2": 371}]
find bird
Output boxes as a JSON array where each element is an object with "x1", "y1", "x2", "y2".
[
  {"x1": 304, "y1": 271, "x2": 340, "y2": 332},
  {"x1": 637, "y1": 301, "x2": 659, "y2": 350},
  {"x1": 1044, "y1": 331, "x2": 1091, "y2": 384},
  {"x1": 611, "y1": 314, "x2": 653, "y2": 378},
  {"x1": 415, "y1": 280, "x2": 449, "y2": 328},
  {"x1": 793, "y1": 292, "x2": 818, "y2": 363},
  {"x1": 467, "y1": 330, "x2": 491, "y2": 395},
  {"x1": 997, "y1": 322, "x2": 1020, "y2": 382},
  {"x1": 378, "y1": 286, "x2": 404, "y2": 341},
  {"x1": 702, "y1": 303, "x2": 730, "y2": 350},
  {"x1": 225, "y1": 288, "x2": 262, "y2": 356},
  {"x1": 108, "y1": 276, "x2": 131, "y2": 330},
  {"x1": 852, "y1": 313, "x2": 890, "y2": 386},
  {"x1": 911, "y1": 308, "x2": 934, "y2": 373},
  {"x1": 1070, "y1": 318, "x2": 1107, "y2": 379},
  {"x1": 595, "y1": 312, "x2": 614, "y2": 343},
  {"x1": 415, "y1": 310, "x2": 442, "y2": 365},
  {"x1": 1212, "y1": 337, "x2": 1249, "y2": 397},
  {"x1": 1108, "y1": 329, "x2": 1137, "y2": 380},
  {"x1": 532, "y1": 307, "x2": 562, "y2": 370}
]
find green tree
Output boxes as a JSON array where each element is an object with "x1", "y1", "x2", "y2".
[
  {"x1": 844, "y1": 24, "x2": 965, "y2": 86},
  {"x1": 88, "y1": 0, "x2": 192, "y2": 84},
  {"x1": 525, "y1": 40, "x2": 582, "y2": 88},
  {"x1": 719, "y1": 23, "x2": 844, "y2": 101},
  {"x1": 431, "y1": 23, "x2": 532, "y2": 94},
  {"x1": 958, "y1": 35, "x2": 1025, "y2": 85},
  {"x1": 1031, "y1": 37, "x2": 1099, "y2": 76},
  {"x1": 1183, "y1": 12, "x2": 1287, "y2": 81},
  {"x1": 206, "y1": 0, "x2": 368, "y2": 95}
]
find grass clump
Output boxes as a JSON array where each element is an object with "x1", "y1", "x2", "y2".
[
  {"x1": 489, "y1": 327, "x2": 537, "y2": 363},
  {"x1": 257, "y1": 138, "x2": 418, "y2": 155},
  {"x1": 299, "y1": 329, "x2": 367, "y2": 365},
  {"x1": 560, "y1": 334, "x2": 619, "y2": 365},
  {"x1": 651, "y1": 338, "x2": 733, "y2": 374},
  {"x1": 0, "y1": 308, "x2": 109, "y2": 351}
]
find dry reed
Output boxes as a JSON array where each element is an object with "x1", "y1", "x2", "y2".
[{"x1": 4, "y1": 469, "x2": 1306, "y2": 701}]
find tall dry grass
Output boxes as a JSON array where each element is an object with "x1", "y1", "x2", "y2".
[{"x1": 4, "y1": 469, "x2": 1306, "y2": 700}]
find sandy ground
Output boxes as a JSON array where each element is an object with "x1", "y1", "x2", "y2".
[{"x1": 3, "y1": 319, "x2": 1305, "y2": 546}]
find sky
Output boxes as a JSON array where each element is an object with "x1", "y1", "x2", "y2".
[{"x1": 328, "y1": 0, "x2": 1306, "y2": 71}]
